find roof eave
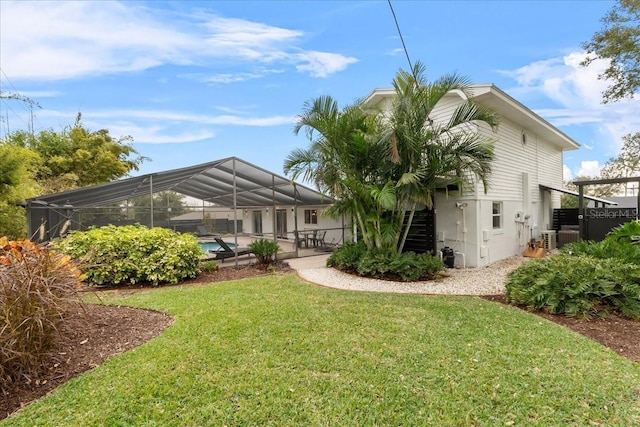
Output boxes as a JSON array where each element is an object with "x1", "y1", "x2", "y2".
[{"x1": 365, "y1": 84, "x2": 581, "y2": 152}]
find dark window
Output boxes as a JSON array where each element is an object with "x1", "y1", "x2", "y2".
[{"x1": 304, "y1": 209, "x2": 317, "y2": 224}]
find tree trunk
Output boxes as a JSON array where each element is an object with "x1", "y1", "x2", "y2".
[{"x1": 398, "y1": 203, "x2": 416, "y2": 253}]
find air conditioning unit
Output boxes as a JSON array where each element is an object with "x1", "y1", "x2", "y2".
[
  {"x1": 558, "y1": 229, "x2": 580, "y2": 248},
  {"x1": 540, "y1": 230, "x2": 556, "y2": 251}
]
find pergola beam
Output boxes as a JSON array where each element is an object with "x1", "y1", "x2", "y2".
[{"x1": 572, "y1": 176, "x2": 640, "y2": 240}]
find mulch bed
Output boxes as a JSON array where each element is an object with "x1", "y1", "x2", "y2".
[
  {"x1": 1, "y1": 304, "x2": 173, "y2": 420},
  {"x1": 481, "y1": 294, "x2": 640, "y2": 362},
  {"x1": 2, "y1": 263, "x2": 638, "y2": 420}
]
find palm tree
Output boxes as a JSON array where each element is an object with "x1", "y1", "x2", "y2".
[
  {"x1": 283, "y1": 96, "x2": 391, "y2": 249},
  {"x1": 285, "y1": 63, "x2": 499, "y2": 254},
  {"x1": 380, "y1": 62, "x2": 500, "y2": 252}
]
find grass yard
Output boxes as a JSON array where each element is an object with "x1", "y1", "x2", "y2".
[{"x1": 4, "y1": 274, "x2": 639, "y2": 426}]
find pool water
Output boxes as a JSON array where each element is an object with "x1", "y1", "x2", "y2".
[{"x1": 198, "y1": 241, "x2": 236, "y2": 253}]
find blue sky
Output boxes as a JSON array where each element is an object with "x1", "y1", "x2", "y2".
[{"x1": 1, "y1": 0, "x2": 634, "y2": 184}]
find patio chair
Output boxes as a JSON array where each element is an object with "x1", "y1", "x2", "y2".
[
  {"x1": 195, "y1": 225, "x2": 213, "y2": 237},
  {"x1": 293, "y1": 231, "x2": 306, "y2": 249},
  {"x1": 312, "y1": 230, "x2": 327, "y2": 248},
  {"x1": 213, "y1": 237, "x2": 252, "y2": 262}
]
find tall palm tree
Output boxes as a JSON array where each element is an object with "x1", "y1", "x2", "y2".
[
  {"x1": 381, "y1": 61, "x2": 500, "y2": 252},
  {"x1": 283, "y1": 96, "x2": 390, "y2": 249},
  {"x1": 285, "y1": 63, "x2": 499, "y2": 254}
]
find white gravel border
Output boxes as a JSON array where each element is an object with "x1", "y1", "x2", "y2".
[{"x1": 287, "y1": 254, "x2": 529, "y2": 295}]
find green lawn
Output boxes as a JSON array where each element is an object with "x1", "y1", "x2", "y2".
[{"x1": 4, "y1": 274, "x2": 639, "y2": 426}]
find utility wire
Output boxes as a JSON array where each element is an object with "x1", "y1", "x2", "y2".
[
  {"x1": 0, "y1": 67, "x2": 44, "y2": 136},
  {"x1": 387, "y1": 0, "x2": 414, "y2": 77}
]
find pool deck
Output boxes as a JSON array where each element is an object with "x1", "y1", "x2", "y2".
[{"x1": 201, "y1": 234, "x2": 334, "y2": 267}]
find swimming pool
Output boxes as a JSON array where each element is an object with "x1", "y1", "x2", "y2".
[{"x1": 198, "y1": 241, "x2": 236, "y2": 253}]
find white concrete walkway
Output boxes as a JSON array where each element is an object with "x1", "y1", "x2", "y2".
[{"x1": 286, "y1": 254, "x2": 526, "y2": 296}]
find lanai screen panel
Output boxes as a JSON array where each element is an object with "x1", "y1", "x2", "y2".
[{"x1": 27, "y1": 157, "x2": 332, "y2": 208}]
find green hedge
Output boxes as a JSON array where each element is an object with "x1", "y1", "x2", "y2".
[
  {"x1": 506, "y1": 222, "x2": 640, "y2": 320},
  {"x1": 53, "y1": 225, "x2": 202, "y2": 286},
  {"x1": 326, "y1": 241, "x2": 368, "y2": 272},
  {"x1": 505, "y1": 255, "x2": 640, "y2": 320},
  {"x1": 328, "y1": 243, "x2": 444, "y2": 282}
]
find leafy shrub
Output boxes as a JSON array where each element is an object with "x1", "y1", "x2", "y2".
[
  {"x1": 328, "y1": 242, "x2": 444, "y2": 282},
  {"x1": 0, "y1": 237, "x2": 83, "y2": 392},
  {"x1": 562, "y1": 236, "x2": 640, "y2": 264},
  {"x1": 357, "y1": 249, "x2": 444, "y2": 282},
  {"x1": 248, "y1": 239, "x2": 280, "y2": 264},
  {"x1": 505, "y1": 254, "x2": 640, "y2": 320},
  {"x1": 326, "y1": 241, "x2": 367, "y2": 271},
  {"x1": 356, "y1": 247, "x2": 394, "y2": 278},
  {"x1": 388, "y1": 251, "x2": 445, "y2": 281},
  {"x1": 607, "y1": 220, "x2": 640, "y2": 244},
  {"x1": 201, "y1": 260, "x2": 219, "y2": 272},
  {"x1": 53, "y1": 225, "x2": 202, "y2": 286}
]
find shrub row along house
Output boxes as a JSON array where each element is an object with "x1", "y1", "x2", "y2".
[{"x1": 24, "y1": 83, "x2": 597, "y2": 268}]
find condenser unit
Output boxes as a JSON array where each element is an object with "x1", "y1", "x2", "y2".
[
  {"x1": 558, "y1": 229, "x2": 580, "y2": 248},
  {"x1": 540, "y1": 230, "x2": 557, "y2": 251}
]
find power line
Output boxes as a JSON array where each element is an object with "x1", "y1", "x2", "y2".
[
  {"x1": 387, "y1": 0, "x2": 414, "y2": 76},
  {"x1": 0, "y1": 67, "x2": 43, "y2": 137}
]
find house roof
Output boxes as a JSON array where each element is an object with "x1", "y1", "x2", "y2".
[
  {"x1": 602, "y1": 196, "x2": 638, "y2": 208},
  {"x1": 364, "y1": 84, "x2": 581, "y2": 151},
  {"x1": 26, "y1": 157, "x2": 332, "y2": 209},
  {"x1": 539, "y1": 184, "x2": 618, "y2": 206}
]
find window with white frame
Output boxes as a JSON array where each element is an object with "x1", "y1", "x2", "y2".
[
  {"x1": 492, "y1": 202, "x2": 502, "y2": 229},
  {"x1": 304, "y1": 209, "x2": 318, "y2": 224}
]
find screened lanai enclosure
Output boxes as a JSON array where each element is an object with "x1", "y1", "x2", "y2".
[{"x1": 24, "y1": 157, "x2": 347, "y2": 259}]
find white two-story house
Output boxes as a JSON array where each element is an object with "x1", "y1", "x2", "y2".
[{"x1": 365, "y1": 84, "x2": 580, "y2": 267}]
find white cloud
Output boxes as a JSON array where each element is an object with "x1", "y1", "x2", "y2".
[
  {"x1": 1, "y1": 2, "x2": 195, "y2": 80},
  {"x1": 108, "y1": 109, "x2": 295, "y2": 127},
  {"x1": 103, "y1": 122, "x2": 216, "y2": 144},
  {"x1": 199, "y1": 73, "x2": 265, "y2": 84},
  {"x1": 563, "y1": 164, "x2": 573, "y2": 181},
  {"x1": 385, "y1": 48, "x2": 405, "y2": 57},
  {"x1": 503, "y1": 52, "x2": 609, "y2": 109},
  {"x1": 502, "y1": 51, "x2": 640, "y2": 158},
  {"x1": 0, "y1": 1, "x2": 357, "y2": 81},
  {"x1": 190, "y1": 67, "x2": 285, "y2": 84},
  {"x1": 50, "y1": 107, "x2": 294, "y2": 144},
  {"x1": 295, "y1": 51, "x2": 358, "y2": 78},
  {"x1": 202, "y1": 17, "x2": 302, "y2": 52},
  {"x1": 576, "y1": 160, "x2": 602, "y2": 178}
]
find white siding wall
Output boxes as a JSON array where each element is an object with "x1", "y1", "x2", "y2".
[
  {"x1": 374, "y1": 88, "x2": 571, "y2": 267},
  {"x1": 294, "y1": 207, "x2": 346, "y2": 247},
  {"x1": 432, "y1": 109, "x2": 567, "y2": 267},
  {"x1": 238, "y1": 206, "x2": 344, "y2": 245}
]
